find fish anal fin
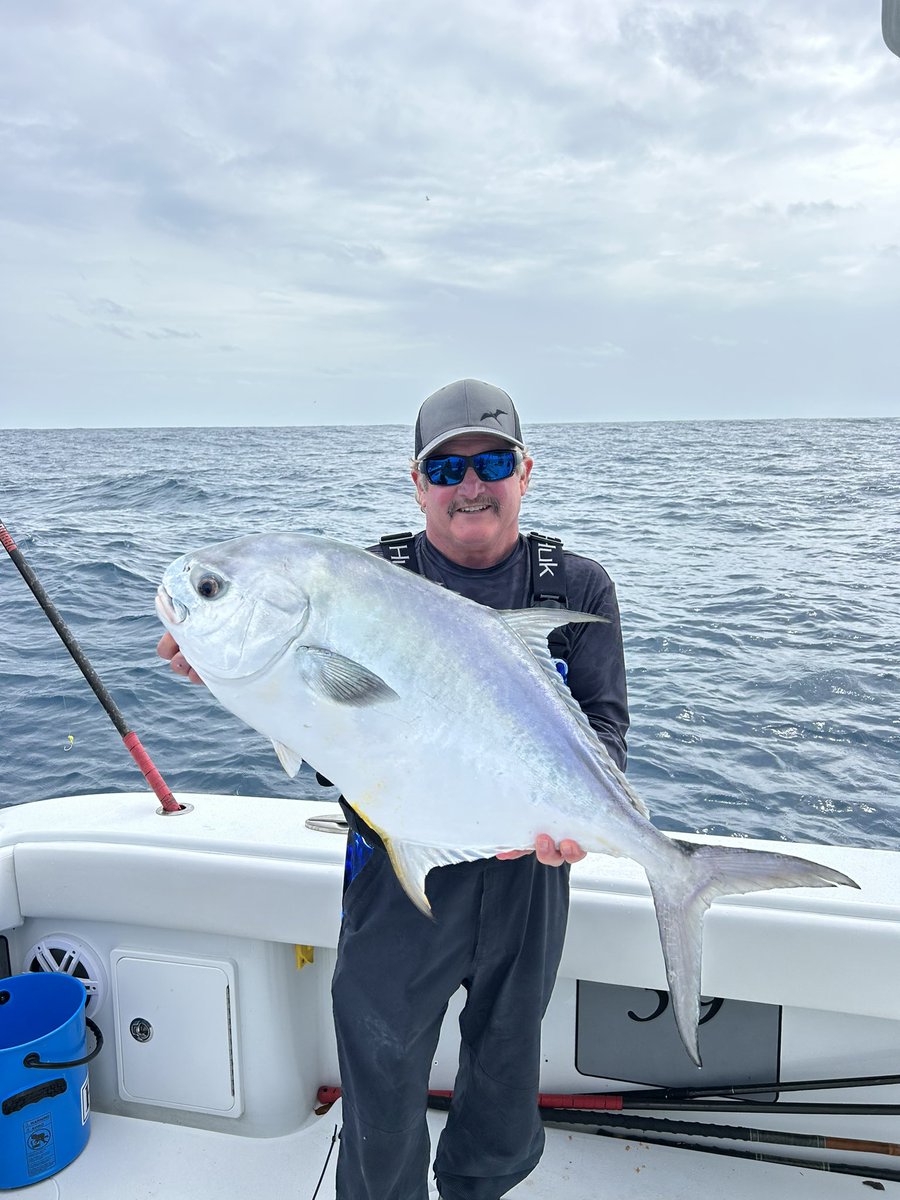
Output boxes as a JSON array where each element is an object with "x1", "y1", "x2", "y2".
[
  {"x1": 383, "y1": 839, "x2": 508, "y2": 918},
  {"x1": 384, "y1": 839, "x2": 434, "y2": 916},
  {"x1": 340, "y1": 803, "x2": 434, "y2": 915}
]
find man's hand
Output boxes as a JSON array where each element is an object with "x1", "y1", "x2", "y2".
[
  {"x1": 497, "y1": 834, "x2": 586, "y2": 867},
  {"x1": 157, "y1": 632, "x2": 205, "y2": 685}
]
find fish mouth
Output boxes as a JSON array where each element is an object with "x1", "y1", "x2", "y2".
[{"x1": 156, "y1": 585, "x2": 188, "y2": 626}]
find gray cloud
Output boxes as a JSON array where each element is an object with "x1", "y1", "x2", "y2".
[
  {"x1": 1, "y1": 0, "x2": 898, "y2": 427},
  {"x1": 145, "y1": 327, "x2": 201, "y2": 341}
]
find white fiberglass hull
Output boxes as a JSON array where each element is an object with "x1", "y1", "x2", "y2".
[{"x1": 0, "y1": 792, "x2": 898, "y2": 1197}]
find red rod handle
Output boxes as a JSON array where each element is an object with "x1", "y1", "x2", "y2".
[
  {"x1": 315, "y1": 1086, "x2": 625, "y2": 1112},
  {"x1": 123, "y1": 733, "x2": 181, "y2": 813}
]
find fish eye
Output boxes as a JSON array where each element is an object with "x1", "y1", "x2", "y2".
[{"x1": 194, "y1": 572, "x2": 227, "y2": 600}]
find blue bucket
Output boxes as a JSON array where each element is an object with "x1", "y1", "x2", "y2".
[{"x1": 0, "y1": 973, "x2": 103, "y2": 1189}]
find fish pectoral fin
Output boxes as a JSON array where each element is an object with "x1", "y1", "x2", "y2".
[
  {"x1": 295, "y1": 647, "x2": 399, "y2": 706},
  {"x1": 383, "y1": 840, "x2": 499, "y2": 918},
  {"x1": 271, "y1": 739, "x2": 304, "y2": 778}
]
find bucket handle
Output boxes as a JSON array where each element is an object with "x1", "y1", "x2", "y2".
[{"x1": 23, "y1": 1018, "x2": 103, "y2": 1070}]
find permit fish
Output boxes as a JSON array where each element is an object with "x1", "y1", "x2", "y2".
[{"x1": 156, "y1": 531, "x2": 857, "y2": 1066}]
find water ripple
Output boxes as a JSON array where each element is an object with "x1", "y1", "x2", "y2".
[{"x1": 1, "y1": 418, "x2": 898, "y2": 849}]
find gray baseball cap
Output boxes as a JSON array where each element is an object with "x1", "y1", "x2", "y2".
[{"x1": 414, "y1": 379, "x2": 525, "y2": 460}]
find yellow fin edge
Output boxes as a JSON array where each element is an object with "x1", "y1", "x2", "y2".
[{"x1": 347, "y1": 800, "x2": 434, "y2": 918}]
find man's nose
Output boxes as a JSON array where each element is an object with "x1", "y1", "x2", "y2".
[{"x1": 457, "y1": 466, "x2": 483, "y2": 494}]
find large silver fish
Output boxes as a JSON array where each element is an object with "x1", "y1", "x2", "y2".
[{"x1": 156, "y1": 532, "x2": 857, "y2": 1065}]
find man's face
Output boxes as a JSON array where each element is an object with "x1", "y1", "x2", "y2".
[{"x1": 412, "y1": 433, "x2": 533, "y2": 568}]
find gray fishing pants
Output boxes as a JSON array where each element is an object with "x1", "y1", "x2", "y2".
[{"x1": 331, "y1": 847, "x2": 569, "y2": 1200}]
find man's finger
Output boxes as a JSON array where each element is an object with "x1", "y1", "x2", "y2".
[
  {"x1": 534, "y1": 835, "x2": 587, "y2": 867},
  {"x1": 156, "y1": 631, "x2": 204, "y2": 684},
  {"x1": 498, "y1": 836, "x2": 588, "y2": 866},
  {"x1": 156, "y1": 631, "x2": 179, "y2": 660},
  {"x1": 175, "y1": 656, "x2": 204, "y2": 684}
]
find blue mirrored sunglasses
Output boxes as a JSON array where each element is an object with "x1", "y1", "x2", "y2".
[{"x1": 420, "y1": 449, "x2": 520, "y2": 487}]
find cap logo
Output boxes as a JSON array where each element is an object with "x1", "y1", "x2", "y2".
[{"x1": 480, "y1": 407, "x2": 507, "y2": 423}]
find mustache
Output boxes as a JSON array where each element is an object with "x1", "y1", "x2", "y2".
[{"x1": 448, "y1": 495, "x2": 500, "y2": 516}]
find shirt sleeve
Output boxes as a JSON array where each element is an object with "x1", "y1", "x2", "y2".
[{"x1": 562, "y1": 557, "x2": 630, "y2": 771}]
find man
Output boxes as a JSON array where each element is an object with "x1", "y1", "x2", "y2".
[{"x1": 158, "y1": 378, "x2": 629, "y2": 1200}]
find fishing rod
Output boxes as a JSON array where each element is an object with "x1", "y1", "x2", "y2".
[
  {"x1": 593, "y1": 1125, "x2": 900, "y2": 1185},
  {"x1": 419, "y1": 1087, "x2": 900, "y2": 1119},
  {"x1": 320, "y1": 1079, "x2": 900, "y2": 1119},
  {"x1": 0, "y1": 519, "x2": 186, "y2": 815},
  {"x1": 561, "y1": 1109, "x2": 900, "y2": 1159},
  {"x1": 424, "y1": 1089, "x2": 900, "y2": 1178},
  {"x1": 322, "y1": 1084, "x2": 900, "y2": 1177},
  {"x1": 541, "y1": 1097, "x2": 900, "y2": 1117},
  {"x1": 589, "y1": 1069, "x2": 900, "y2": 1106}
]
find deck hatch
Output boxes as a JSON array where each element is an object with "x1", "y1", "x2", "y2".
[{"x1": 111, "y1": 950, "x2": 242, "y2": 1117}]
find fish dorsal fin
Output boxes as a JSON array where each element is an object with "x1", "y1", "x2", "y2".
[
  {"x1": 497, "y1": 608, "x2": 606, "y2": 647},
  {"x1": 496, "y1": 608, "x2": 605, "y2": 741},
  {"x1": 497, "y1": 608, "x2": 648, "y2": 819},
  {"x1": 383, "y1": 838, "x2": 509, "y2": 917},
  {"x1": 271, "y1": 739, "x2": 304, "y2": 778},
  {"x1": 295, "y1": 646, "x2": 399, "y2": 706},
  {"x1": 603, "y1": 754, "x2": 649, "y2": 818}
]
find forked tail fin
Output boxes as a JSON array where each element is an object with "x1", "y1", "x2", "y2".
[{"x1": 646, "y1": 842, "x2": 858, "y2": 1067}]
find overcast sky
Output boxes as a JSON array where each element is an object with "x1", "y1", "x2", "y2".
[{"x1": 2, "y1": 1, "x2": 899, "y2": 429}]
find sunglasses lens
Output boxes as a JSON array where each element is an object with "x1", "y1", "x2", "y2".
[
  {"x1": 473, "y1": 450, "x2": 516, "y2": 481},
  {"x1": 424, "y1": 455, "x2": 467, "y2": 485},
  {"x1": 422, "y1": 449, "x2": 518, "y2": 485}
]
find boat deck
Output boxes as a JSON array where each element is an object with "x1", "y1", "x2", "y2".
[{"x1": 9, "y1": 1102, "x2": 897, "y2": 1199}]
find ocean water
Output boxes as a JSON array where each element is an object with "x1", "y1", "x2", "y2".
[{"x1": 0, "y1": 418, "x2": 897, "y2": 850}]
